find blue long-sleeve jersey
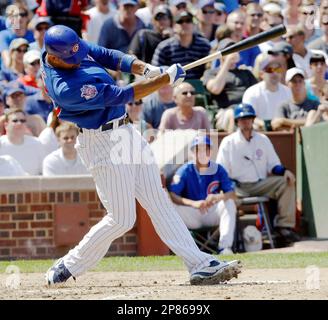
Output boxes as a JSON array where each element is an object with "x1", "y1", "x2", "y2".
[{"x1": 40, "y1": 42, "x2": 137, "y2": 129}]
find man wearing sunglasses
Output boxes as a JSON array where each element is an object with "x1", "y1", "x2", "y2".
[
  {"x1": 29, "y1": 16, "x2": 52, "y2": 52},
  {"x1": 243, "y1": 55, "x2": 292, "y2": 131},
  {"x1": 196, "y1": 0, "x2": 217, "y2": 41},
  {"x1": 0, "y1": 4, "x2": 34, "y2": 68},
  {"x1": 152, "y1": 11, "x2": 211, "y2": 80},
  {"x1": 18, "y1": 50, "x2": 41, "y2": 89},
  {"x1": 0, "y1": 108, "x2": 46, "y2": 175}
]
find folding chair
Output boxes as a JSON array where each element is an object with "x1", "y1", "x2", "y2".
[
  {"x1": 234, "y1": 196, "x2": 275, "y2": 252},
  {"x1": 189, "y1": 226, "x2": 220, "y2": 254}
]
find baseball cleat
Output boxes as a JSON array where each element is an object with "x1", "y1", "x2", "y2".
[
  {"x1": 45, "y1": 259, "x2": 74, "y2": 287},
  {"x1": 190, "y1": 260, "x2": 242, "y2": 285}
]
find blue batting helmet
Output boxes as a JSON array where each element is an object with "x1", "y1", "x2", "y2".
[
  {"x1": 234, "y1": 103, "x2": 256, "y2": 120},
  {"x1": 191, "y1": 135, "x2": 212, "y2": 150},
  {"x1": 44, "y1": 25, "x2": 89, "y2": 64}
]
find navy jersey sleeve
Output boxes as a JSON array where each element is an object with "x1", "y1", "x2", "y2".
[
  {"x1": 167, "y1": 165, "x2": 188, "y2": 196},
  {"x1": 54, "y1": 78, "x2": 134, "y2": 111},
  {"x1": 217, "y1": 164, "x2": 234, "y2": 193},
  {"x1": 88, "y1": 42, "x2": 136, "y2": 73}
]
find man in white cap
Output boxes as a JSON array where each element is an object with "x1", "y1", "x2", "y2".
[
  {"x1": 271, "y1": 67, "x2": 320, "y2": 131},
  {"x1": 18, "y1": 49, "x2": 41, "y2": 88}
]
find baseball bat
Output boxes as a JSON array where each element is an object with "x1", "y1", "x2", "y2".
[{"x1": 182, "y1": 24, "x2": 286, "y2": 71}]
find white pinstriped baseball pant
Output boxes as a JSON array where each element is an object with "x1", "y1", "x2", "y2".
[{"x1": 63, "y1": 123, "x2": 216, "y2": 277}]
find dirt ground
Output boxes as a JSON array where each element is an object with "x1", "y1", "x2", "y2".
[{"x1": 0, "y1": 268, "x2": 328, "y2": 300}]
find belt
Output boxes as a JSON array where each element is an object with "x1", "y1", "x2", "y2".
[{"x1": 79, "y1": 115, "x2": 131, "y2": 133}]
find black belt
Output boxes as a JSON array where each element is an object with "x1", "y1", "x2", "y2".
[{"x1": 79, "y1": 116, "x2": 131, "y2": 133}]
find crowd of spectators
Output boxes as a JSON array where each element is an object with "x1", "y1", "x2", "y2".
[{"x1": 0, "y1": 0, "x2": 327, "y2": 249}]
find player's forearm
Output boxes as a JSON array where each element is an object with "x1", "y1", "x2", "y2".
[
  {"x1": 169, "y1": 192, "x2": 194, "y2": 207},
  {"x1": 132, "y1": 74, "x2": 170, "y2": 100}
]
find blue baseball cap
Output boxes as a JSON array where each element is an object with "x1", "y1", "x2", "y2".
[
  {"x1": 214, "y1": 2, "x2": 226, "y2": 12},
  {"x1": 198, "y1": 0, "x2": 215, "y2": 9},
  {"x1": 191, "y1": 135, "x2": 212, "y2": 149},
  {"x1": 4, "y1": 84, "x2": 25, "y2": 97},
  {"x1": 119, "y1": 0, "x2": 139, "y2": 5}
]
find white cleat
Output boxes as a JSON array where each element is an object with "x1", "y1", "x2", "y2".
[{"x1": 190, "y1": 260, "x2": 242, "y2": 285}]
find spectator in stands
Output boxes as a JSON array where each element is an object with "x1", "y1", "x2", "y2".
[
  {"x1": 298, "y1": 0, "x2": 322, "y2": 45},
  {"x1": 0, "y1": 84, "x2": 46, "y2": 136},
  {"x1": 129, "y1": 4, "x2": 173, "y2": 63},
  {"x1": 305, "y1": 52, "x2": 328, "y2": 102},
  {"x1": 83, "y1": 0, "x2": 114, "y2": 44},
  {"x1": 284, "y1": 25, "x2": 312, "y2": 77},
  {"x1": 0, "y1": 108, "x2": 45, "y2": 175},
  {"x1": 203, "y1": 38, "x2": 257, "y2": 132},
  {"x1": 169, "y1": 0, "x2": 189, "y2": 17},
  {"x1": 226, "y1": 9, "x2": 261, "y2": 68},
  {"x1": 25, "y1": 72, "x2": 53, "y2": 123},
  {"x1": 244, "y1": 2, "x2": 264, "y2": 37},
  {"x1": 0, "y1": 154, "x2": 28, "y2": 176},
  {"x1": 0, "y1": 38, "x2": 29, "y2": 84},
  {"x1": 308, "y1": 14, "x2": 328, "y2": 55},
  {"x1": 159, "y1": 82, "x2": 211, "y2": 132},
  {"x1": 242, "y1": 55, "x2": 292, "y2": 131},
  {"x1": 136, "y1": 0, "x2": 162, "y2": 27},
  {"x1": 195, "y1": 0, "x2": 217, "y2": 41},
  {"x1": 152, "y1": 11, "x2": 211, "y2": 80},
  {"x1": 98, "y1": 0, "x2": 146, "y2": 53},
  {"x1": 0, "y1": 3, "x2": 34, "y2": 68},
  {"x1": 271, "y1": 67, "x2": 320, "y2": 131},
  {"x1": 142, "y1": 84, "x2": 176, "y2": 129},
  {"x1": 283, "y1": 0, "x2": 301, "y2": 27},
  {"x1": 18, "y1": 50, "x2": 41, "y2": 88},
  {"x1": 213, "y1": 2, "x2": 227, "y2": 26},
  {"x1": 305, "y1": 81, "x2": 328, "y2": 126},
  {"x1": 168, "y1": 135, "x2": 236, "y2": 255},
  {"x1": 267, "y1": 41, "x2": 296, "y2": 73},
  {"x1": 29, "y1": 16, "x2": 52, "y2": 52},
  {"x1": 42, "y1": 122, "x2": 89, "y2": 176},
  {"x1": 217, "y1": 103, "x2": 300, "y2": 246}
]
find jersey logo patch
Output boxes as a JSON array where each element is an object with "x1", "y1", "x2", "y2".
[
  {"x1": 207, "y1": 181, "x2": 219, "y2": 195},
  {"x1": 81, "y1": 85, "x2": 98, "y2": 100},
  {"x1": 172, "y1": 175, "x2": 181, "y2": 185}
]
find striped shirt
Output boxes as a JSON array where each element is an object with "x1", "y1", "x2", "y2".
[{"x1": 151, "y1": 33, "x2": 211, "y2": 80}]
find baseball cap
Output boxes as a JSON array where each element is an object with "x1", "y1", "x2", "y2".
[
  {"x1": 214, "y1": 2, "x2": 227, "y2": 12},
  {"x1": 170, "y1": 0, "x2": 188, "y2": 6},
  {"x1": 263, "y1": 2, "x2": 282, "y2": 14},
  {"x1": 175, "y1": 11, "x2": 193, "y2": 23},
  {"x1": 119, "y1": 0, "x2": 139, "y2": 5},
  {"x1": 198, "y1": 0, "x2": 215, "y2": 9},
  {"x1": 267, "y1": 41, "x2": 293, "y2": 56},
  {"x1": 285, "y1": 67, "x2": 305, "y2": 82},
  {"x1": 153, "y1": 5, "x2": 172, "y2": 19},
  {"x1": 9, "y1": 38, "x2": 29, "y2": 51},
  {"x1": 4, "y1": 83, "x2": 25, "y2": 97},
  {"x1": 23, "y1": 49, "x2": 41, "y2": 65},
  {"x1": 191, "y1": 135, "x2": 212, "y2": 149},
  {"x1": 31, "y1": 16, "x2": 52, "y2": 29},
  {"x1": 260, "y1": 55, "x2": 282, "y2": 71},
  {"x1": 309, "y1": 51, "x2": 327, "y2": 64}
]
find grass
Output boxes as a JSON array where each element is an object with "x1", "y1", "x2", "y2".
[{"x1": 0, "y1": 252, "x2": 328, "y2": 273}]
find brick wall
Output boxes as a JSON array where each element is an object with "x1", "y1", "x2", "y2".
[{"x1": 0, "y1": 176, "x2": 137, "y2": 260}]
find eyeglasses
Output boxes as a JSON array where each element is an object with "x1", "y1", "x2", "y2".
[
  {"x1": 128, "y1": 100, "x2": 143, "y2": 106},
  {"x1": 311, "y1": 61, "x2": 326, "y2": 66},
  {"x1": 215, "y1": 10, "x2": 224, "y2": 16},
  {"x1": 181, "y1": 91, "x2": 196, "y2": 96},
  {"x1": 302, "y1": 11, "x2": 315, "y2": 15},
  {"x1": 250, "y1": 13, "x2": 263, "y2": 18},
  {"x1": 30, "y1": 60, "x2": 40, "y2": 66},
  {"x1": 11, "y1": 119, "x2": 26, "y2": 123},
  {"x1": 15, "y1": 48, "x2": 28, "y2": 54},
  {"x1": 177, "y1": 18, "x2": 193, "y2": 24},
  {"x1": 202, "y1": 9, "x2": 215, "y2": 14},
  {"x1": 264, "y1": 66, "x2": 284, "y2": 73}
]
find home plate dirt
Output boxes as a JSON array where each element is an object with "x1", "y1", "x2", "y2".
[{"x1": 1, "y1": 269, "x2": 328, "y2": 300}]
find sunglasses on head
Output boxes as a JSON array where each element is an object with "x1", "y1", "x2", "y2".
[
  {"x1": 202, "y1": 8, "x2": 215, "y2": 14},
  {"x1": 264, "y1": 66, "x2": 284, "y2": 74},
  {"x1": 128, "y1": 100, "x2": 143, "y2": 106},
  {"x1": 181, "y1": 90, "x2": 196, "y2": 96},
  {"x1": 11, "y1": 119, "x2": 26, "y2": 123}
]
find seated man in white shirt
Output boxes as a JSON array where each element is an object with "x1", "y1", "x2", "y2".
[
  {"x1": 0, "y1": 155, "x2": 27, "y2": 177},
  {"x1": 216, "y1": 103, "x2": 300, "y2": 246},
  {"x1": 0, "y1": 108, "x2": 46, "y2": 175},
  {"x1": 42, "y1": 122, "x2": 89, "y2": 176}
]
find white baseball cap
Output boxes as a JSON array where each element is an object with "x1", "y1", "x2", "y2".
[
  {"x1": 285, "y1": 67, "x2": 305, "y2": 83},
  {"x1": 23, "y1": 49, "x2": 41, "y2": 65}
]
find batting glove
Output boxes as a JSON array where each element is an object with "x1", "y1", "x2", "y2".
[
  {"x1": 143, "y1": 63, "x2": 165, "y2": 79},
  {"x1": 166, "y1": 63, "x2": 186, "y2": 86}
]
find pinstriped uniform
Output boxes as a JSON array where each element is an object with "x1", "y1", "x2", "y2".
[{"x1": 63, "y1": 123, "x2": 216, "y2": 277}]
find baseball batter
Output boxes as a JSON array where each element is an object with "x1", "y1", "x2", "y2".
[{"x1": 42, "y1": 25, "x2": 241, "y2": 286}]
